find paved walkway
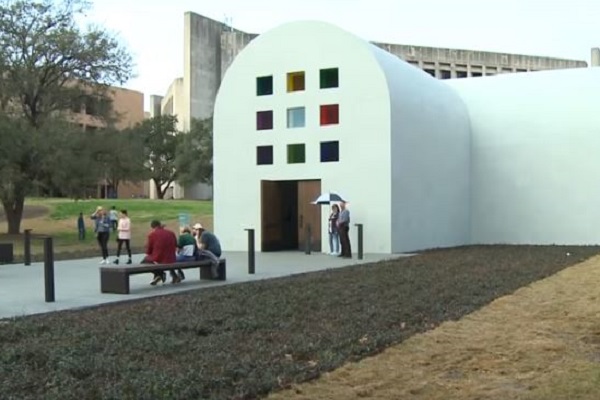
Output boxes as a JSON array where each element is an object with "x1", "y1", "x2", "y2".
[{"x1": 0, "y1": 251, "x2": 403, "y2": 320}]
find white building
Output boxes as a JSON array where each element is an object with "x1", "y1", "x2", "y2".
[
  {"x1": 448, "y1": 68, "x2": 600, "y2": 245},
  {"x1": 213, "y1": 20, "x2": 600, "y2": 254}
]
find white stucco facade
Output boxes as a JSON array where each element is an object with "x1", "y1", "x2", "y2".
[
  {"x1": 214, "y1": 21, "x2": 471, "y2": 253},
  {"x1": 448, "y1": 68, "x2": 600, "y2": 245},
  {"x1": 213, "y1": 20, "x2": 600, "y2": 254}
]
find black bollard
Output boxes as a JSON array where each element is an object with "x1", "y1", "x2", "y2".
[
  {"x1": 43, "y1": 237, "x2": 55, "y2": 303},
  {"x1": 245, "y1": 228, "x2": 255, "y2": 274},
  {"x1": 304, "y1": 224, "x2": 312, "y2": 255},
  {"x1": 24, "y1": 229, "x2": 32, "y2": 266},
  {"x1": 355, "y1": 223, "x2": 363, "y2": 260}
]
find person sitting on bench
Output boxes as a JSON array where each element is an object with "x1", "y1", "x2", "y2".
[
  {"x1": 174, "y1": 226, "x2": 196, "y2": 281},
  {"x1": 192, "y1": 223, "x2": 222, "y2": 278},
  {"x1": 141, "y1": 220, "x2": 179, "y2": 285}
]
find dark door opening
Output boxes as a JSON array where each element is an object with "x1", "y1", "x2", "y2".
[{"x1": 261, "y1": 180, "x2": 321, "y2": 252}]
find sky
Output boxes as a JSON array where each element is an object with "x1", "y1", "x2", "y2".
[{"x1": 85, "y1": 0, "x2": 599, "y2": 110}]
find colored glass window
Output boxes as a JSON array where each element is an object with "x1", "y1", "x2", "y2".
[
  {"x1": 256, "y1": 76, "x2": 273, "y2": 96},
  {"x1": 257, "y1": 146, "x2": 273, "y2": 165},
  {"x1": 320, "y1": 68, "x2": 339, "y2": 89},
  {"x1": 257, "y1": 111, "x2": 273, "y2": 130},
  {"x1": 320, "y1": 104, "x2": 339, "y2": 126},
  {"x1": 320, "y1": 141, "x2": 339, "y2": 162},
  {"x1": 287, "y1": 107, "x2": 305, "y2": 128},
  {"x1": 287, "y1": 144, "x2": 305, "y2": 164},
  {"x1": 287, "y1": 71, "x2": 305, "y2": 92}
]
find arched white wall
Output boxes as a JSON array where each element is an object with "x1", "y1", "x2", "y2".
[
  {"x1": 372, "y1": 48, "x2": 472, "y2": 252},
  {"x1": 214, "y1": 21, "x2": 394, "y2": 252},
  {"x1": 449, "y1": 68, "x2": 600, "y2": 245}
]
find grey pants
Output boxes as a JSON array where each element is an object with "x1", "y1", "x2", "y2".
[{"x1": 197, "y1": 249, "x2": 220, "y2": 277}]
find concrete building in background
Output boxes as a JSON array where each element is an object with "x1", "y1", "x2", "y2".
[
  {"x1": 153, "y1": 11, "x2": 590, "y2": 201},
  {"x1": 213, "y1": 20, "x2": 600, "y2": 254}
]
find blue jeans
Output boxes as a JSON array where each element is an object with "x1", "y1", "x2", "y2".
[
  {"x1": 329, "y1": 231, "x2": 340, "y2": 254},
  {"x1": 176, "y1": 254, "x2": 195, "y2": 262}
]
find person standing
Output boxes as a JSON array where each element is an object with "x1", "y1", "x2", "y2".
[
  {"x1": 109, "y1": 206, "x2": 119, "y2": 232},
  {"x1": 192, "y1": 223, "x2": 222, "y2": 278},
  {"x1": 141, "y1": 220, "x2": 178, "y2": 285},
  {"x1": 77, "y1": 212, "x2": 86, "y2": 241},
  {"x1": 113, "y1": 209, "x2": 132, "y2": 265},
  {"x1": 337, "y1": 202, "x2": 352, "y2": 258},
  {"x1": 328, "y1": 204, "x2": 340, "y2": 255},
  {"x1": 91, "y1": 206, "x2": 111, "y2": 264}
]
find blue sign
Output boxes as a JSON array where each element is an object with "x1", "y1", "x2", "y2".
[{"x1": 178, "y1": 213, "x2": 191, "y2": 228}]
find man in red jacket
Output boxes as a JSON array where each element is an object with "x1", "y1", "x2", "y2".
[{"x1": 142, "y1": 220, "x2": 178, "y2": 285}]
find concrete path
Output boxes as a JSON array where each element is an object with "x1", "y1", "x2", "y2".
[{"x1": 0, "y1": 251, "x2": 403, "y2": 320}]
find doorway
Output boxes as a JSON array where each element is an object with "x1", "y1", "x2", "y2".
[{"x1": 261, "y1": 179, "x2": 321, "y2": 252}]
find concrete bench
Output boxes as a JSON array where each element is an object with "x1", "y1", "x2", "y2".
[{"x1": 100, "y1": 258, "x2": 226, "y2": 294}]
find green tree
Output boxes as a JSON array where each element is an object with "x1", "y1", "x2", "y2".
[
  {"x1": 96, "y1": 128, "x2": 147, "y2": 197},
  {"x1": 133, "y1": 115, "x2": 180, "y2": 199},
  {"x1": 40, "y1": 122, "x2": 105, "y2": 199},
  {"x1": 0, "y1": 0, "x2": 133, "y2": 233},
  {"x1": 175, "y1": 117, "x2": 213, "y2": 187}
]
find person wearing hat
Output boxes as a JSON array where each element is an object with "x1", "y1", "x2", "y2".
[
  {"x1": 173, "y1": 225, "x2": 197, "y2": 281},
  {"x1": 192, "y1": 223, "x2": 222, "y2": 278},
  {"x1": 141, "y1": 220, "x2": 178, "y2": 285}
]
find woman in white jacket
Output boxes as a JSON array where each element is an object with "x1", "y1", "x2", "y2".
[{"x1": 113, "y1": 209, "x2": 132, "y2": 264}]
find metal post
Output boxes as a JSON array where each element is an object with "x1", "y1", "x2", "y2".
[
  {"x1": 43, "y1": 237, "x2": 55, "y2": 302},
  {"x1": 304, "y1": 224, "x2": 312, "y2": 255},
  {"x1": 355, "y1": 223, "x2": 363, "y2": 260},
  {"x1": 24, "y1": 229, "x2": 32, "y2": 266},
  {"x1": 245, "y1": 229, "x2": 255, "y2": 274}
]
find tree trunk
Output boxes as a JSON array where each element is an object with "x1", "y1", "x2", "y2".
[
  {"x1": 1, "y1": 195, "x2": 25, "y2": 234},
  {"x1": 153, "y1": 178, "x2": 166, "y2": 199}
]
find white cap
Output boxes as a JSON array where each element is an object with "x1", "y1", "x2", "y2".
[{"x1": 193, "y1": 223, "x2": 203, "y2": 230}]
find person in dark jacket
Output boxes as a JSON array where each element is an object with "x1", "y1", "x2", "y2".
[
  {"x1": 77, "y1": 212, "x2": 86, "y2": 241},
  {"x1": 336, "y1": 202, "x2": 352, "y2": 258},
  {"x1": 91, "y1": 206, "x2": 111, "y2": 264},
  {"x1": 192, "y1": 223, "x2": 222, "y2": 278}
]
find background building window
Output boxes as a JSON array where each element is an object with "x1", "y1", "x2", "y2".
[
  {"x1": 320, "y1": 141, "x2": 339, "y2": 162},
  {"x1": 287, "y1": 71, "x2": 305, "y2": 92},
  {"x1": 287, "y1": 107, "x2": 305, "y2": 128},
  {"x1": 320, "y1": 68, "x2": 339, "y2": 89},
  {"x1": 257, "y1": 110, "x2": 273, "y2": 130},
  {"x1": 287, "y1": 144, "x2": 305, "y2": 164},
  {"x1": 256, "y1": 76, "x2": 273, "y2": 96},
  {"x1": 320, "y1": 104, "x2": 339, "y2": 126},
  {"x1": 257, "y1": 146, "x2": 273, "y2": 165},
  {"x1": 84, "y1": 96, "x2": 110, "y2": 116}
]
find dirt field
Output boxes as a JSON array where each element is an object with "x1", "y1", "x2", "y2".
[
  {"x1": 268, "y1": 254, "x2": 600, "y2": 400},
  {"x1": 0, "y1": 205, "x2": 49, "y2": 222}
]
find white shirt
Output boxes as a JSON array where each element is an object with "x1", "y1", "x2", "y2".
[{"x1": 117, "y1": 217, "x2": 131, "y2": 240}]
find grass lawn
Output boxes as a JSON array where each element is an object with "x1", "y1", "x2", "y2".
[
  {"x1": 1, "y1": 245, "x2": 598, "y2": 399},
  {"x1": 0, "y1": 198, "x2": 213, "y2": 262}
]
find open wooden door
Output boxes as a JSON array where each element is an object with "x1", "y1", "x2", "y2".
[
  {"x1": 261, "y1": 180, "x2": 282, "y2": 251},
  {"x1": 297, "y1": 180, "x2": 321, "y2": 251}
]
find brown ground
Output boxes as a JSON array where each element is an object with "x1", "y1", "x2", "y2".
[
  {"x1": 268, "y1": 254, "x2": 600, "y2": 400},
  {"x1": 0, "y1": 205, "x2": 49, "y2": 222}
]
